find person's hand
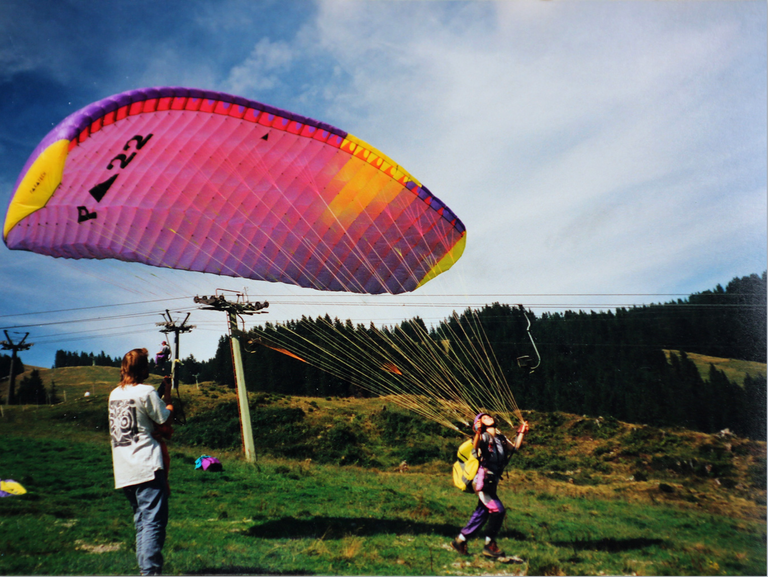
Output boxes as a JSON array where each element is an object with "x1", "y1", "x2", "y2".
[
  {"x1": 161, "y1": 377, "x2": 173, "y2": 403},
  {"x1": 517, "y1": 421, "x2": 529, "y2": 435}
]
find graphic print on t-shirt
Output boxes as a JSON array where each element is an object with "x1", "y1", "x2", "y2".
[{"x1": 109, "y1": 399, "x2": 139, "y2": 447}]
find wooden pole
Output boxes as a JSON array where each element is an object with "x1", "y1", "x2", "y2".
[
  {"x1": 229, "y1": 310, "x2": 256, "y2": 463},
  {"x1": 171, "y1": 326, "x2": 180, "y2": 390},
  {"x1": 194, "y1": 293, "x2": 267, "y2": 464},
  {"x1": 5, "y1": 350, "x2": 16, "y2": 406}
]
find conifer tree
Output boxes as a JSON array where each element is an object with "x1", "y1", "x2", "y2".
[
  {"x1": 48, "y1": 377, "x2": 61, "y2": 405},
  {"x1": 17, "y1": 369, "x2": 46, "y2": 405},
  {"x1": 742, "y1": 374, "x2": 767, "y2": 441}
]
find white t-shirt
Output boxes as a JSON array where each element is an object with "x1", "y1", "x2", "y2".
[{"x1": 108, "y1": 383, "x2": 171, "y2": 489}]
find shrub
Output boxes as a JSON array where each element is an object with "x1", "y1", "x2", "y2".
[
  {"x1": 633, "y1": 470, "x2": 649, "y2": 482},
  {"x1": 250, "y1": 406, "x2": 315, "y2": 460},
  {"x1": 399, "y1": 440, "x2": 453, "y2": 465},
  {"x1": 372, "y1": 406, "x2": 449, "y2": 443},
  {"x1": 571, "y1": 415, "x2": 621, "y2": 439},
  {"x1": 176, "y1": 402, "x2": 312, "y2": 454},
  {"x1": 315, "y1": 420, "x2": 377, "y2": 467},
  {"x1": 174, "y1": 401, "x2": 242, "y2": 449},
  {"x1": 368, "y1": 406, "x2": 456, "y2": 465},
  {"x1": 748, "y1": 457, "x2": 767, "y2": 487},
  {"x1": 518, "y1": 450, "x2": 581, "y2": 472}
]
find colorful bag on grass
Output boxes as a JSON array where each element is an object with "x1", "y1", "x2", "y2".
[
  {"x1": 195, "y1": 455, "x2": 223, "y2": 472},
  {"x1": 0, "y1": 479, "x2": 27, "y2": 497}
]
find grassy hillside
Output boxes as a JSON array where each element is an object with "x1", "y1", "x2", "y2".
[
  {"x1": 0, "y1": 365, "x2": 765, "y2": 575},
  {"x1": 0, "y1": 365, "x2": 163, "y2": 403},
  {"x1": 8, "y1": 348, "x2": 764, "y2": 405},
  {"x1": 664, "y1": 350, "x2": 767, "y2": 387}
]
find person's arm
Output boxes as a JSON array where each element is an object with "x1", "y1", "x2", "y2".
[
  {"x1": 472, "y1": 421, "x2": 486, "y2": 451},
  {"x1": 147, "y1": 378, "x2": 173, "y2": 425},
  {"x1": 161, "y1": 378, "x2": 174, "y2": 418},
  {"x1": 470, "y1": 422, "x2": 487, "y2": 462},
  {"x1": 510, "y1": 420, "x2": 528, "y2": 451}
]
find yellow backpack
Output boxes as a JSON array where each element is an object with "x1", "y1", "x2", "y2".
[{"x1": 452, "y1": 439, "x2": 479, "y2": 493}]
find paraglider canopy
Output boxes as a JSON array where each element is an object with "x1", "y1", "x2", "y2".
[{"x1": 4, "y1": 87, "x2": 466, "y2": 295}]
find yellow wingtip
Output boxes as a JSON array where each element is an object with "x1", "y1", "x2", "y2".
[
  {"x1": 416, "y1": 232, "x2": 467, "y2": 290},
  {"x1": 4, "y1": 139, "x2": 70, "y2": 241}
]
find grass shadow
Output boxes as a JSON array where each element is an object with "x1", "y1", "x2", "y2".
[
  {"x1": 552, "y1": 537, "x2": 665, "y2": 552},
  {"x1": 185, "y1": 566, "x2": 314, "y2": 576},
  {"x1": 243, "y1": 515, "x2": 457, "y2": 539}
]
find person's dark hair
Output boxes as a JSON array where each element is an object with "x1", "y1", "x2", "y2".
[{"x1": 119, "y1": 348, "x2": 150, "y2": 387}]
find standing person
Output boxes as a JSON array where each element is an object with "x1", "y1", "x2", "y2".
[
  {"x1": 451, "y1": 413, "x2": 528, "y2": 558},
  {"x1": 109, "y1": 348, "x2": 173, "y2": 576}
]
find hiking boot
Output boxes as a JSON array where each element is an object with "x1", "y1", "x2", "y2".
[
  {"x1": 482, "y1": 540, "x2": 505, "y2": 558},
  {"x1": 451, "y1": 538, "x2": 468, "y2": 556}
]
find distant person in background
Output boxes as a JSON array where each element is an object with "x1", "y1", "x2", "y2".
[
  {"x1": 451, "y1": 413, "x2": 528, "y2": 558},
  {"x1": 109, "y1": 348, "x2": 173, "y2": 576},
  {"x1": 155, "y1": 341, "x2": 171, "y2": 372}
]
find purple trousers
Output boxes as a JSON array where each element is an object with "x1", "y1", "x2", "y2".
[{"x1": 460, "y1": 472, "x2": 505, "y2": 540}]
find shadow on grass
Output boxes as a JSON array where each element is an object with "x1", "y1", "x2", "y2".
[
  {"x1": 552, "y1": 537, "x2": 665, "y2": 552},
  {"x1": 243, "y1": 515, "x2": 458, "y2": 539},
  {"x1": 186, "y1": 566, "x2": 313, "y2": 576}
]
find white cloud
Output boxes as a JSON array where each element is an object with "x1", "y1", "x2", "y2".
[
  {"x1": 302, "y1": 2, "x2": 765, "y2": 296},
  {"x1": 226, "y1": 38, "x2": 296, "y2": 95}
]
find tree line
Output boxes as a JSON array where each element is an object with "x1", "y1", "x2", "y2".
[
  {"x1": 54, "y1": 350, "x2": 122, "y2": 368},
  {"x1": 232, "y1": 272, "x2": 766, "y2": 439},
  {"x1": 40, "y1": 272, "x2": 766, "y2": 439}
]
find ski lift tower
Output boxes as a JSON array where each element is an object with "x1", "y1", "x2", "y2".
[
  {"x1": 194, "y1": 291, "x2": 268, "y2": 463},
  {"x1": 156, "y1": 310, "x2": 195, "y2": 392},
  {"x1": 2, "y1": 331, "x2": 32, "y2": 405}
]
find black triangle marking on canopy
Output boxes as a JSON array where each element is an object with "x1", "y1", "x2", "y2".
[
  {"x1": 261, "y1": 133, "x2": 269, "y2": 141},
  {"x1": 89, "y1": 174, "x2": 118, "y2": 203}
]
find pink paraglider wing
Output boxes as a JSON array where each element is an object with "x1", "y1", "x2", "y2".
[{"x1": 4, "y1": 87, "x2": 466, "y2": 294}]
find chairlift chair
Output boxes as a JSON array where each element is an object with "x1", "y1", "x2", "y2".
[
  {"x1": 516, "y1": 305, "x2": 541, "y2": 373},
  {"x1": 516, "y1": 355, "x2": 536, "y2": 369}
]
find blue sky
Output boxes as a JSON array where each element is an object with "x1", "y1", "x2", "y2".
[{"x1": 1, "y1": 0, "x2": 765, "y2": 369}]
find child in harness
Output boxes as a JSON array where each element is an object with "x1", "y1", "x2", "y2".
[{"x1": 451, "y1": 413, "x2": 528, "y2": 558}]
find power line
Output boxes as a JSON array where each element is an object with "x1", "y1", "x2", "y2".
[
  {"x1": 0, "y1": 310, "x2": 180, "y2": 331},
  {"x1": 0, "y1": 296, "x2": 192, "y2": 320},
  {"x1": 2, "y1": 290, "x2": 763, "y2": 321},
  {"x1": 2, "y1": 287, "x2": 763, "y2": 356}
]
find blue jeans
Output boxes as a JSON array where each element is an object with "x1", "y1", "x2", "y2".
[{"x1": 123, "y1": 469, "x2": 169, "y2": 575}]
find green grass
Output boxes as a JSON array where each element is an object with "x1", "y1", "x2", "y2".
[
  {"x1": 0, "y1": 366, "x2": 765, "y2": 575},
  {"x1": 0, "y1": 433, "x2": 764, "y2": 576}
]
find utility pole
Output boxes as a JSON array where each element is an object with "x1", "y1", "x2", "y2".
[
  {"x1": 156, "y1": 310, "x2": 195, "y2": 391},
  {"x1": 194, "y1": 292, "x2": 268, "y2": 463},
  {"x1": 2, "y1": 331, "x2": 32, "y2": 406}
]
